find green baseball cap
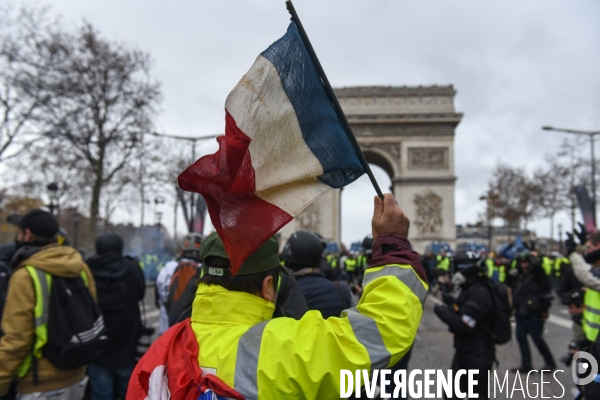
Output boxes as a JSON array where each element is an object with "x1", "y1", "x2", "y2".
[{"x1": 200, "y1": 232, "x2": 288, "y2": 276}]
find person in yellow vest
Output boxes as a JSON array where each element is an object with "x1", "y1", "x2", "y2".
[
  {"x1": 0, "y1": 209, "x2": 96, "y2": 398},
  {"x1": 485, "y1": 254, "x2": 495, "y2": 279},
  {"x1": 554, "y1": 254, "x2": 569, "y2": 280},
  {"x1": 344, "y1": 254, "x2": 359, "y2": 285},
  {"x1": 131, "y1": 193, "x2": 427, "y2": 399},
  {"x1": 568, "y1": 228, "x2": 600, "y2": 398},
  {"x1": 541, "y1": 255, "x2": 554, "y2": 276},
  {"x1": 485, "y1": 254, "x2": 506, "y2": 284},
  {"x1": 436, "y1": 251, "x2": 450, "y2": 272}
]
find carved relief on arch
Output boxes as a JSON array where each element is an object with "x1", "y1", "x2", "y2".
[
  {"x1": 414, "y1": 190, "x2": 443, "y2": 234},
  {"x1": 297, "y1": 202, "x2": 320, "y2": 232}
]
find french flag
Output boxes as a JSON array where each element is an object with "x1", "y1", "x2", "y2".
[{"x1": 178, "y1": 21, "x2": 365, "y2": 274}]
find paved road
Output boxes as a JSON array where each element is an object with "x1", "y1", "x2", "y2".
[{"x1": 141, "y1": 284, "x2": 580, "y2": 399}]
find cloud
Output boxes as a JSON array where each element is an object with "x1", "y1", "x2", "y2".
[{"x1": 21, "y1": 0, "x2": 600, "y2": 246}]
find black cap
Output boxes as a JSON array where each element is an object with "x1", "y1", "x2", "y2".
[
  {"x1": 7, "y1": 209, "x2": 59, "y2": 239},
  {"x1": 96, "y1": 232, "x2": 124, "y2": 255}
]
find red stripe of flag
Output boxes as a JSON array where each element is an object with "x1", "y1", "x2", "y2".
[{"x1": 178, "y1": 111, "x2": 292, "y2": 274}]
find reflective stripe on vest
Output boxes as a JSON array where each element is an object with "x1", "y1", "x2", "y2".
[
  {"x1": 16, "y1": 266, "x2": 52, "y2": 378},
  {"x1": 584, "y1": 289, "x2": 600, "y2": 342}
]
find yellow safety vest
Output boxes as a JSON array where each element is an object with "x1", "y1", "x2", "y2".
[
  {"x1": 541, "y1": 257, "x2": 553, "y2": 276},
  {"x1": 584, "y1": 289, "x2": 600, "y2": 342},
  {"x1": 191, "y1": 262, "x2": 427, "y2": 399},
  {"x1": 357, "y1": 254, "x2": 368, "y2": 270},
  {"x1": 345, "y1": 258, "x2": 358, "y2": 272},
  {"x1": 326, "y1": 255, "x2": 338, "y2": 269},
  {"x1": 485, "y1": 258, "x2": 495, "y2": 278},
  {"x1": 436, "y1": 255, "x2": 450, "y2": 271},
  {"x1": 16, "y1": 266, "x2": 90, "y2": 378},
  {"x1": 16, "y1": 266, "x2": 52, "y2": 378},
  {"x1": 554, "y1": 257, "x2": 569, "y2": 278}
]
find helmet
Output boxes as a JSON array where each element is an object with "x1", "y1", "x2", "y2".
[
  {"x1": 361, "y1": 235, "x2": 374, "y2": 255},
  {"x1": 452, "y1": 251, "x2": 484, "y2": 276},
  {"x1": 181, "y1": 233, "x2": 203, "y2": 252},
  {"x1": 311, "y1": 232, "x2": 327, "y2": 251},
  {"x1": 280, "y1": 231, "x2": 322, "y2": 268}
]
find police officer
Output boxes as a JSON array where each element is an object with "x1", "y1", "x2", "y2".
[{"x1": 434, "y1": 251, "x2": 494, "y2": 400}]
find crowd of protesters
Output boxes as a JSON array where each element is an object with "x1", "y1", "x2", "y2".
[{"x1": 0, "y1": 204, "x2": 598, "y2": 399}]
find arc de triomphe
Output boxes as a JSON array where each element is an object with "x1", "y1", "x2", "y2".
[{"x1": 280, "y1": 85, "x2": 462, "y2": 254}]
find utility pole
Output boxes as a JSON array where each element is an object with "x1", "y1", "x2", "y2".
[{"x1": 543, "y1": 126, "x2": 600, "y2": 226}]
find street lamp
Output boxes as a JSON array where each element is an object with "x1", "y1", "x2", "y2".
[
  {"x1": 543, "y1": 126, "x2": 600, "y2": 225},
  {"x1": 479, "y1": 195, "x2": 492, "y2": 250},
  {"x1": 46, "y1": 182, "x2": 59, "y2": 216},
  {"x1": 558, "y1": 223, "x2": 563, "y2": 254}
]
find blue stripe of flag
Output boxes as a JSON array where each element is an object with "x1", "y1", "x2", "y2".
[{"x1": 261, "y1": 22, "x2": 365, "y2": 189}]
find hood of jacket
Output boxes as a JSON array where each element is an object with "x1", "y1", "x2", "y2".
[
  {"x1": 86, "y1": 253, "x2": 130, "y2": 279},
  {"x1": 16, "y1": 243, "x2": 87, "y2": 278}
]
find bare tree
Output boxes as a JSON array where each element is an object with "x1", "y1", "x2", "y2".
[
  {"x1": 40, "y1": 23, "x2": 161, "y2": 238},
  {"x1": 0, "y1": 5, "x2": 65, "y2": 162},
  {"x1": 484, "y1": 165, "x2": 541, "y2": 230},
  {"x1": 532, "y1": 157, "x2": 570, "y2": 242}
]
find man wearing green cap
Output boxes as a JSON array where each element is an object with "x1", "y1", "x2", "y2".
[{"x1": 130, "y1": 193, "x2": 428, "y2": 399}]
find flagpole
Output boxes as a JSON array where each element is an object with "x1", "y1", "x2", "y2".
[{"x1": 285, "y1": 0, "x2": 384, "y2": 200}]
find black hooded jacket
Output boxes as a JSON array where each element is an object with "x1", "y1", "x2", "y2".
[
  {"x1": 506, "y1": 257, "x2": 552, "y2": 316},
  {"x1": 86, "y1": 253, "x2": 145, "y2": 368}
]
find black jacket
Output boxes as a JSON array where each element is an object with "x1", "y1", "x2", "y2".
[
  {"x1": 295, "y1": 271, "x2": 351, "y2": 319},
  {"x1": 507, "y1": 261, "x2": 552, "y2": 316},
  {"x1": 86, "y1": 253, "x2": 145, "y2": 368},
  {"x1": 434, "y1": 279, "x2": 495, "y2": 357}
]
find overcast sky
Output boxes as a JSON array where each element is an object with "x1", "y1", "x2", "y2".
[{"x1": 20, "y1": 0, "x2": 600, "y2": 246}]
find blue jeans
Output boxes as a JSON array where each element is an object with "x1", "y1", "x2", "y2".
[
  {"x1": 515, "y1": 314, "x2": 555, "y2": 368},
  {"x1": 88, "y1": 364, "x2": 134, "y2": 400}
]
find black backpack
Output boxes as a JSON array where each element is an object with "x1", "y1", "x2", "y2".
[
  {"x1": 94, "y1": 271, "x2": 132, "y2": 344},
  {"x1": 485, "y1": 280, "x2": 512, "y2": 345},
  {"x1": 42, "y1": 272, "x2": 108, "y2": 369}
]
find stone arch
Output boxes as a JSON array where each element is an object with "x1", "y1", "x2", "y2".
[
  {"x1": 281, "y1": 85, "x2": 462, "y2": 253},
  {"x1": 362, "y1": 147, "x2": 398, "y2": 182}
]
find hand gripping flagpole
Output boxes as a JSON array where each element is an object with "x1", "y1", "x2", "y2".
[{"x1": 285, "y1": 0, "x2": 384, "y2": 200}]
